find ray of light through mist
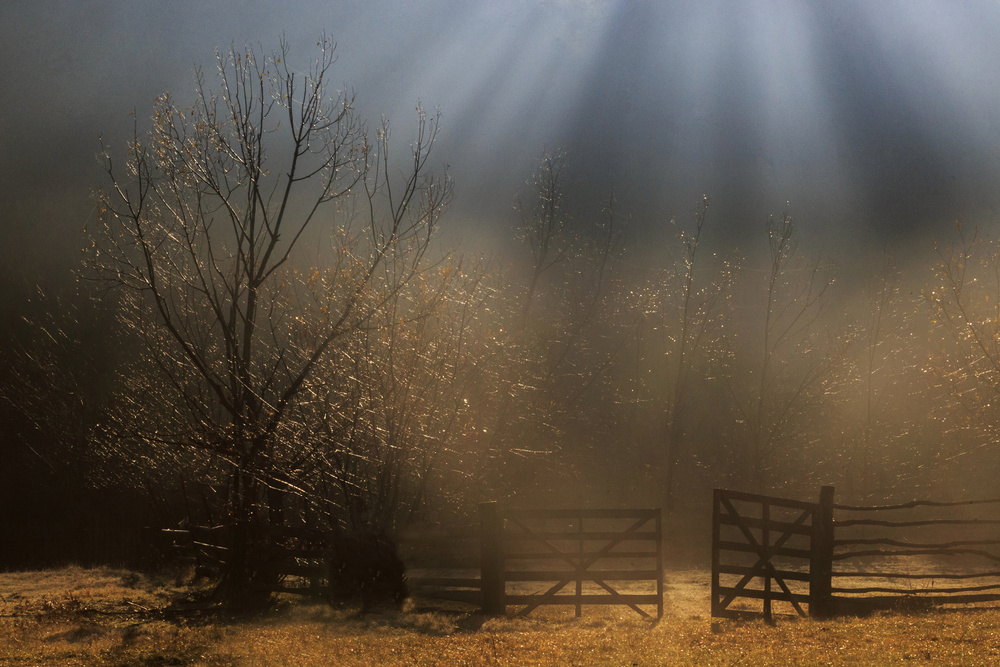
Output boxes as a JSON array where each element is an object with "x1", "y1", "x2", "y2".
[
  {"x1": 323, "y1": 0, "x2": 1000, "y2": 256},
  {"x1": 4, "y1": 1, "x2": 1000, "y2": 265},
  {"x1": 7, "y1": 0, "x2": 1000, "y2": 521}
]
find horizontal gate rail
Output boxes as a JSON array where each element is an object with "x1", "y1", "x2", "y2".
[
  {"x1": 503, "y1": 594, "x2": 662, "y2": 606},
  {"x1": 716, "y1": 564, "x2": 811, "y2": 581},
  {"x1": 836, "y1": 538, "x2": 1000, "y2": 548},
  {"x1": 505, "y1": 569, "x2": 660, "y2": 580},
  {"x1": 713, "y1": 587, "x2": 811, "y2": 604},
  {"x1": 832, "y1": 582, "x2": 1000, "y2": 595},
  {"x1": 716, "y1": 541, "x2": 813, "y2": 559},
  {"x1": 717, "y1": 489, "x2": 819, "y2": 511},
  {"x1": 505, "y1": 509, "x2": 661, "y2": 519},
  {"x1": 836, "y1": 518, "x2": 1000, "y2": 528},
  {"x1": 503, "y1": 531, "x2": 661, "y2": 541}
]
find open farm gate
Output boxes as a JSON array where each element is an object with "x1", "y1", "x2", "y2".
[
  {"x1": 711, "y1": 488, "x2": 829, "y2": 620},
  {"x1": 713, "y1": 486, "x2": 1000, "y2": 620}
]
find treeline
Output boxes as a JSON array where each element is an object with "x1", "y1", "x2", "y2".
[{"x1": 2, "y1": 39, "x2": 1000, "y2": 583}]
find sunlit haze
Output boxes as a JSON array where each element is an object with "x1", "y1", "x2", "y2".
[
  {"x1": 8, "y1": 0, "x2": 1000, "y2": 580},
  {"x1": 4, "y1": 1, "x2": 1000, "y2": 270}
]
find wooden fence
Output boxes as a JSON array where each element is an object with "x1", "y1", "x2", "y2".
[
  {"x1": 403, "y1": 525, "x2": 482, "y2": 606},
  {"x1": 830, "y1": 495, "x2": 1000, "y2": 614},
  {"x1": 712, "y1": 486, "x2": 1000, "y2": 621},
  {"x1": 161, "y1": 504, "x2": 663, "y2": 618},
  {"x1": 480, "y1": 504, "x2": 664, "y2": 619}
]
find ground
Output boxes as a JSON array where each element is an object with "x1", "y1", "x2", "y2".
[{"x1": 2, "y1": 566, "x2": 1000, "y2": 665}]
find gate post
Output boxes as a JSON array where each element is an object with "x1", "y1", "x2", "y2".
[
  {"x1": 711, "y1": 489, "x2": 722, "y2": 618},
  {"x1": 480, "y1": 502, "x2": 505, "y2": 615},
  {"x1": 810, "y1": 485, "x2": 835, "y2": 618}
]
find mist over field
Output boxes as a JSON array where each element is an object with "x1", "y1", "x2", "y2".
[{"x1": 5, "y1": 0, "x2": 1000, "y2": 579}]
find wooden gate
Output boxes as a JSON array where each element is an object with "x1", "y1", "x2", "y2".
[
  {"x1": 481, "y1": 505, "x2": 663, "y2": 619},
  {"x1": 711, "y1": 488, "x2": 833, "y2": 620},
  {"x1": 712, "y1": 486, "x2": 1000, "y2": 620}
]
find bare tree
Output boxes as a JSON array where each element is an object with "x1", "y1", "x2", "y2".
[
  {"x1": 90, "y1": 37, "x2": 450, "y2": 605},
  {"x1": 514, "y1": 150, "x2": 573, "y2": 319},
  {"x1": 629, "y1": 197, "x2": 734, "y2": 511},
  {"x1": 473, "y1": 153, "x2": 628, "y2": 499},
  {"x1": 725, "y1": 213, "x2": 846, "y2": 492},
  {"x1": 838, "y1": 256, "x2": 919, "y2": 500}
]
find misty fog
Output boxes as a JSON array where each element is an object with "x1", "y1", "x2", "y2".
[{"x1": 5, "y1": 1, "x2": 1000, "y2": 572}]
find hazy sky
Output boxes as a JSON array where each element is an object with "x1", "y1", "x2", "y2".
[{"x1": 4, "y1": 0, "x2": 1000, "y2": 278}]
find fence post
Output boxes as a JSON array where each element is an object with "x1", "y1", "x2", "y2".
[
  {"x1": 480, "y1": 502, "x2": 505, "y2": 615},
  {"x1": 810, "y1": 485, "x2": 835, "y2": 618},
  {"x1": 711, "y1": 489, "x2": 722, "y2": 618},
  {"x1": 655, "y1": 507, "x2": 664, "y2": 620}
]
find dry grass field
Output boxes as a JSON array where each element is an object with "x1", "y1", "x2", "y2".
[{"x1": 3, "y1": 566, "x2": 1000, "y2": 666}]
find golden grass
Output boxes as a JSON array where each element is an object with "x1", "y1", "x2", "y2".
[{"x1": 3, "y1": 566, "x2": 1000, "y2": 666}]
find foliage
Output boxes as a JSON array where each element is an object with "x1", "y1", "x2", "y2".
[
  {"x1": 923, "y1": 222, "x2": 1000, "y2": 491},
  {"x1": 280, "y1": 259, "x2": 489, "y2": 533}
]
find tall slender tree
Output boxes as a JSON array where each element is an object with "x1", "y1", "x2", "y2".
[{"x1": 726, "y1": 213, "x2": 845, "y2": 491}]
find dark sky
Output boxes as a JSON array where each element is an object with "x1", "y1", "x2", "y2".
[{"x1": 4, "y1": 0, "x2": 1000, "y2": 281}]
